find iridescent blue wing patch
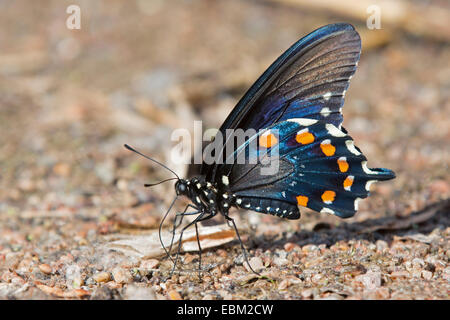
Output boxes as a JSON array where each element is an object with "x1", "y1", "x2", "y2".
[{"x1": 203, "y1": 23, "x2": 361, "y2": 182}]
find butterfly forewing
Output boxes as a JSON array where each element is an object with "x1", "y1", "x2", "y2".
[{"x1": 202, "y1": 23, "x2": 361, "y2": 182}]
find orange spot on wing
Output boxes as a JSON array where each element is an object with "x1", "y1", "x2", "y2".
[
  {"x1": 296, "y1": 195, "x2": 309, "y2": 207},
  {"x1": 337, "y1": 157, "x2": 349, "y2": 172},
  {"x1": 321, "y1": 190, "x2": 336, "y2": 203},
  {"x1": 343, "y1": 176, "x2": 354, "y2": 190},
  {"x1": 296, "y1": 131, "x2": 315, "y2": 145},
  {"x1": 259, "y1": 132, "x2": 278, "y2": 148},
  {"x1": 320, "y1": 141, "x2": 336, "y2": 156}
]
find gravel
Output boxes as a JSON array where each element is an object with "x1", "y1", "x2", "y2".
[{"x1": 0, "y1": 0, "x2": 448, "y2": 300}]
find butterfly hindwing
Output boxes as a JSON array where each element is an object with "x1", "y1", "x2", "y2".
[{"x1": 219, "y1": 119, "x2": 394, "y2": 219}]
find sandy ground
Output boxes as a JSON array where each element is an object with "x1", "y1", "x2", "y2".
[{"x1": 0, "y1": 0, "x2": 449, "y2": 299}]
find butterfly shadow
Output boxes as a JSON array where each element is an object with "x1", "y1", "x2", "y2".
[{"x1": 247, "y1": 199, "x2": 449, "y2": 252}]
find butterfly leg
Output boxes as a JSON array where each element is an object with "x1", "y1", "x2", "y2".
[
  {"x1": 167, "y1": 204, "x2": 199, "y2": 263},
  {"x1": 194, "y1": 221, "x2": 202, "y2": 277},
  {"x1": 159, "y1": 195, "x2": 179, "y2": 261},
  {"x1": 223, "y1": 213, "x2": 261, "y2": 276},
  {"x1": 170, "y1": 211, "x2": 208, "y2": 277},
  {"x1": 192, "y1": 211, "x2": 217, "y2": 277}
]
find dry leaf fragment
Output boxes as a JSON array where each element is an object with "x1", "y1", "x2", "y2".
[{"x1": 104, "y1": 223, "x2": 236, "y2": 259}]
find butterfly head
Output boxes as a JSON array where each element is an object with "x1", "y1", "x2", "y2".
[{"x1": 175, "y1": 179, "x2": 189, "y2": 196}]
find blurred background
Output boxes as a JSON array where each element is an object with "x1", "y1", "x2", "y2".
[{"x1": 0, "y1": 0, "x2": 448, "y2": 299}]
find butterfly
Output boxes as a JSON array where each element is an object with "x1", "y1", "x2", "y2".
[{"x1": 126, "y1": 23, "x2": 395, "y2": 274}]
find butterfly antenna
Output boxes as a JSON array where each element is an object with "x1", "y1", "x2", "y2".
[
  {"x1": 124, "y1": 144, "x2": 180, "y2": 180},
  {"x1": 144, "y1": 178, "x2": 178, "y2": 188}
]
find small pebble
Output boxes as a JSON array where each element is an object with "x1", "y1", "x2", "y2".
[
  {"x1": 421, "y1": 270, "x2": 433, "y2": 280},
  {"x1": 168, "y1": 290, "x2": 182, "y2": 300},
  {"x1": 53, "y1": 163, "x2": 71, "y2": 177},
  {"x1": 112, "y1": 267, "x2": 132, "y2": 284},
  {"x1": 302, "y1": 244, "x2": 319, "y2": 253},
  {"x1": 355, "y1": 271, "x2": 382, "y2": 290},
  {"x1": 272, "y1": 257, "x2": 289, "y2": 267},
  {"x1": 93, "y1": 271, "x2": 111, "y2": 283},
  {"x1": 140, "y1": 259, "x2": 160, "y2": 270},
  {"x1": 244, "y1": 257, "x2": 264, "y2": 272},
  {"x1": 301, "y1": 288, "x2": 314, "y2": 299},
  {"x1": 284, "y1": 242, "x2": 297, "y2": 252},
  {"x1": 116, "y1": 179, "x2": 128, "y2": 191},
  {"x1": 39, "y1": 264, "x2": 52, "y2": 275}
]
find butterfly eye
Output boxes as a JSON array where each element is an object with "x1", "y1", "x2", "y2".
[{"x1": 176, "y1": 181, "x2": 187, "y2": 195}]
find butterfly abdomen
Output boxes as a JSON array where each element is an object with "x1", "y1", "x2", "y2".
[{"x1": 235, "y1": 196, "x2": 300, "y2": 220}]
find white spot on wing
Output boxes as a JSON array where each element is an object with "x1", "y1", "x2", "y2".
[
  {"x1": 236, "y1": 198, "x2": 242, "y2": 205},
  {"x1": 323, "y1": 92, "x2": 332, "y2": 101},
  {"x1": 326, "y1": 123, "x2": 346, "y2": 137},
  {"x1": 287, "y1": 118, "x2": 318, "y2": 126},
  {"x1": 222, "y1": 175, "x2": 229, "y2": 185},
  {"x1": 345, "y1": 140, "x2": 361, "y2": 155},
  {"x1": 320, "y1": 107, "x2": 331, "y2": 117}
]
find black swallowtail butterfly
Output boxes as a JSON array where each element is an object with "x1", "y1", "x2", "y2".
[{"x1": 126, "y1": 23, "x2": 395, "y2": 274}]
